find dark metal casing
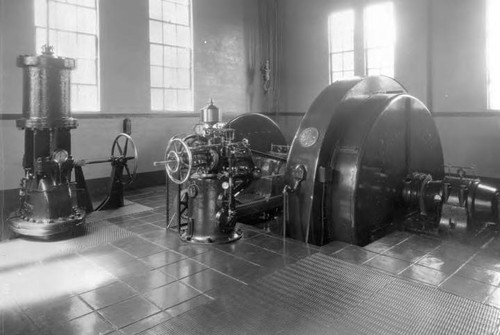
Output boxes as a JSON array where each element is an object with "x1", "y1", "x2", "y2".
[
  {"x1": 9, "y1": 50, "x2": 84, "y2": 238},
  {"x1": 285, "y1": 77, "x2": 444, "y2": 246}
]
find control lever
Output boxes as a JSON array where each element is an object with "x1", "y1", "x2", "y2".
[{"x1": 283, "y1": 165, "x2": 306, "y2": 238}]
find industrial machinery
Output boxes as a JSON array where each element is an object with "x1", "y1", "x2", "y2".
[
  {"x1": 8, "y1": 47, "x2": 138, "y2": 239},
  {"x1": 284, "y1": 76, "x2": 499, "y2": 246},
  {"x1": 156, "y1": 76, "x2": 499, "y2": 247},
  {"x1": 156, "y1": 100, "x2": 286, "y2": 243}
]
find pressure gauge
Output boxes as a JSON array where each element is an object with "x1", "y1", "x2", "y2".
[
  {"x1": 52, "y1": 149, "x2": 69, "y2": 164},
  {"x1": 194, "y1": 123, "x2": 206, "y2": 136},
  {"x1": 298, "y1": 127, "x2": 319, "y2": 148}
]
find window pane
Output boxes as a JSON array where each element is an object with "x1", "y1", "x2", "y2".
[
  {"x1": 56, "y1": 3, "x2": 77, "y2": 31},
  {"x1": 343, "y1": 51, "x2": 354, "y2": 71},
  {"x1": 150, "y1": 66, "x2": 163, "y2": 87},
  {"x1": 163, "y1": 23, "x2": 176, "y2": 45},
  {"x1": 150, "y1": 44, "x2": 163, "y2": 66},
  {"x1": 164, "y1": 46, "x2": 177, "y2": 67},
  {"x1": 175, "y1": 4, "x2": 189, "y2": 26},
  {"x1": 364, "y1": 2, "x2": 395, "y2": 77},
  {"x1": 176, "y1": 25, "x2": 191, "y2": 47},
  {"x1": 177, "y1": 69, "x2": 190, "y2": 89},
  {"x1": 164, "y1": 67, "x2": 176, "y2": 88},
  {"x1": 35, "y1": 0, "x2": 47, "y2": 27},
  {"x1": 178, "y1": 90, "x2": 192, "y2": 110},
  {"x1": 150, "y1": 20, "x2": 163, "y2": 44},
  {"x1": 149, "y1": 0, "x2": 162, "y2": 20},
  {"x1": 162, "y1": 1, "x2": 175, "y2": 23},
  {"x1": 150, "y1": 0, "x2": 193, "y2": 111},
  {"x1": 75, "y1": 85, "x2": 98, "y2": 111},
  {"x1": 73, "y1": 59, "x2": 96, "y2": 84},
  {"x1": 151, "y1": 88, "x2": 164, "y2": 110},
  {"x1": 164, "y1": 89, "x2": 178, "y2": 110},
  {"x1": 76, "y1": 7, "x2": 96, "y2": 34},
  {"x1": 177, "y1": 48, "x2": 190, "y2": 68},
  {"x1": 487, "y1": 0, "x2": 500, "y2": 109},
  {"x1": 328, "y1": 10, "x2": 354, "y2": 83},
  {"x1": 77, "y1": 34, "x2": 96, "y2": 59},
  {"x1": 56, "y1": 31, "x2": 77, "y2": 58},
  {"x1": 36, "y1": 0, "x2": 100, "y2": 112},
  {"x1": 331, "y1": 53, "x2": 343, "y2": 73}
]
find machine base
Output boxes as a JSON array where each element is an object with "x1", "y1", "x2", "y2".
[
  {"x1": 8, "y1": 208, "x2": 86, "y2": 239},
  {"x1": 179, "y1": 228, "x2": 243, "y2": 244}
]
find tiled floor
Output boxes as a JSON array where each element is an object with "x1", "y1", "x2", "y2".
[{"x1": 1, "y1": 185, "x2": 500, "y2": 334}]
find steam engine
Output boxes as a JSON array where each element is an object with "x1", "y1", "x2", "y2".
[
  {"x1": 8, "y1": 46, "x2": 138, "y2": 239},
  {"x1": 158, "y1": 100, "x2": 286, "y2": 244}
]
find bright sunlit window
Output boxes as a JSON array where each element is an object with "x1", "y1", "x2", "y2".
[
  {"x1": 34, "y1": 0, "x2": 100, "y2": 112},
  {"x1": 149, "y1": 0, "x2": 193, "y2": 112},
  {"x1": 487, "y1": 0, "x2": 500, "y2": 110},
  {"x1": 328, "y1": 10, "x2": 355, "y2": 82},
  {"x1": 364, "y1": 2, "x2": 395, "y2": 77},
  {"x1": 328, "y1": 2, "x2": 395, "y2": 83}
]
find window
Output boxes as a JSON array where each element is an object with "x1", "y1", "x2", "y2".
[
  {"x1": 149, "y1": 0, "x2": 193, "y2": 112},
  {"x1": 364, "y1": 2, "x2": 395, "y2": 77},
  {"x1": 34, "y1": 0, "x2": 100, "y2": 112},
  {"x1": 328, "y1": 10, "x2": 355, "y2": 83},
  {"x1": 487, "y1": 0, "x2": 500, "y2": 110},
  {"x1": 328, "y1": 2, "x2": 395, "y2": 83}
]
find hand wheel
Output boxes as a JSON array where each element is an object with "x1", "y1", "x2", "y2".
[
  {"x1": 111, "y1": 133, "x2": 138, "y2": 185},
  {"x1": 165, "y1": 137, "x2": 193, "y2": 184}
]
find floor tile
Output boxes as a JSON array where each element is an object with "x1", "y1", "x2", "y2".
[
  {"x1": 80, "y1": 281, "x2": 138, "y2": 310},
  {"x1": 121, "y1": 269, "x2": 177, "y2": 293},
  {"x1": 0, "y1": 307, "x2": 43, "y2": 335},
  {"x1": 192, "y1": 250, "x2": 261, "y2": 282},
  {"x1": 382, "y1": 244, "x2": 427, "y2": 263},
  {"x1": 331, "y1": 246, "x2": 378, "y2": 265},
  {"x1": 485, "y1": 287, "x2": 500, "y2": 308},
  {"x1": 125, "y1": 223, "x2": 164, "y2": 235},
  {"x1": 245, "y1": 234, "x2": 318, "y2": 259},
  {"x1": 111, "y1": 236, "x2": 166, "y2": 258},
  {"x1": 430, "y1": 243, "x2": 479, "y2": 262},
  {"x1": 216, "y1": 241, "x2": 295, "y2": 269},
  {"x1": 468, "y1": 252, "x2": 500, "y2": 272},
  {"x1": 399, "y1": 264, "x2": 448, "y2": 286},
  {"x1": 165, "y1": 294, "x2": 213, "y2": 317},
  {"x1": 49, "y1": 312, "x2": 115, "y2": 335},
  {"x1": 98, "y1": 296, "x2": 160, "y2": 329},
  {"x1": 158, "y1": 258, "x2": 207, "y2": 279},
  {"x1": 440, "y1": 275, "x2": 496, "y2": 303},
  {"x1": 397, "y1": 235, "x2": 442, "y2": 253},
  {"x1": 416, "y1": 254, "x2": 464, "y2": 276},
  {"x1": 120, "y1": 311, "x2": 172, "y2": 335},
  {"x1": 180, "y1": 268, "x2": 245, "y2": 293},
  {"x1": 24, "y1": 295, "x2": 93, "y2": 328},
  {"x1": 364, "y1": 254, "x2": 411, "y2": 275},
  {"x1": 144, "y1": 281, "x2": 201, "y2": 310},
  {"x1": 319, "y1": 241, "x2": 351, "y2": 255},
  {"x1": 363, "y1": 239, "x2": 398, "y2": 254},
  {"x1": 456, "y1": 263, "x2": 500, "y2": 286},
  {"x1": 139, "y1": 250, "x2": 186, "y2": 269}
]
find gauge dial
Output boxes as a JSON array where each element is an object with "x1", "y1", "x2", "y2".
[
  {"x1": 298, "y1": 127, "x2": 319, "y2": 148},
  {"x1": 194, "y1": 124, "x2": 206, "y2": 136},
  {"x1": 52, "y1": 149, "x2": 69, "y2": 164}
]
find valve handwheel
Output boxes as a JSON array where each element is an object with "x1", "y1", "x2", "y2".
[
  {"x1": 165, "y1": 137, "x2": 193, "y2": 184},
  {"x1": 111, "y1": 133, "x2": 138, "y2": 185}
]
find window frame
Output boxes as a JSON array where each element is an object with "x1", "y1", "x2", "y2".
[
  {"x1": 34, "y1": 0, "x2": 101, "y2": 113},
  {"x1": 487, "y1": 0, "x2": 500, "y2": 111},
  {"x1": 148, "y1": 0, "x2": 194, "y2": 112},
  {"x1": 328, "y1": 1, "x2": 395, "y2": 83}
]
